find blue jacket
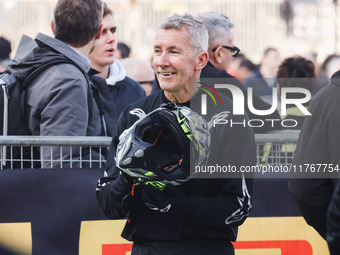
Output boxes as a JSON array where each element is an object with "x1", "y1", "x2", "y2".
[{"x1": 91, "y1": 59, "x2": 146, "y2": 136}]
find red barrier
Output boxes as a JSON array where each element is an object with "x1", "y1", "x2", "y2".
[
  {"x1": 102, "y1": 244, "x2": 133, "y2": 255},
  {"x1": 233, "y1": 240, "x2": 313, "y2": 255},
  {"x1": 102, "y1": 240, "x2": 313, "y2": 255}
]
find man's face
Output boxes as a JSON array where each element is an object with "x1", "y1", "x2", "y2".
[
  {"x1": 264, "y1": 50, "x2": 280, "y2": 72},
  {"x1": 153, "y1": 28, "x2": 199, "y2": 94},
  {"x1": 89, "y1": 14, "x2": 117, "y2": 69},
  {"x1": 220, "y1": 32, "x2": 235, "y2": 71},
  {"x1": 209, "y1": 31, "x2": 235, "y2": 72}
]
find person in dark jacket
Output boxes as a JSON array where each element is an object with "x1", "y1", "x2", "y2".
[
  {"x1": 120, "y1": 57, "x2": 155, "y2": 96},
  {"x1": 288, "y1": 70, "x2": 340, "y2": 239},
  {"x1": 200, "y1": 61, "x2": 281, "y2": 133},
  {"x1": 174, "y1": 12, "x2": 282, "y2": 133},
  {"x1": 276, "y1": 56, "x2": 317, "y2": 129},
  {"x1": 9, "y1": 0, "x2": 104, "y2": 168},
  {"x1": 89, "y1": 5, "x2": 146, "y2": 134},
  {"x1": 96, "y1": 13, "x2": 255, "y2": 255},
  {"x1": 243, "y1": 48, "x2": 281, "y2": 103},
  {"x1": 327, "y1": 179, "x2": 340, "y2": 254},
  {"x1": 0, "y1": 36, "x2": 11, "y2": 72}
]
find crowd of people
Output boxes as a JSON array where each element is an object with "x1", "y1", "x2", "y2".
[{"x1": 1, "y1": 0, "x2": 340, "y2": 254}]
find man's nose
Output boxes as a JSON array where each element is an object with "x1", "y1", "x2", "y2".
[
  {"x1": 156, "y1": 52, "x2": 170, "y2": 67},
  {"x1": 107, "y1": 32, "x2": 115, "y2": 43}
]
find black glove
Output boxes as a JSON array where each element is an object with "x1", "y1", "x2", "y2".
[{"x1": 140, "y1": 182, "x2": 182, "y2": 213}]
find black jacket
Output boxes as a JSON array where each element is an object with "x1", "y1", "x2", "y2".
[
  {"x1": 243, "y1": 70, "x2": 276, "y2": 98},
  {"x1": 288, "y1": 70, "x2": 340, "y2": 238},
  {"x1": 327, "y1": 180, "x2": 340, "y2": 254},
  {"x1": 91, "y1": 75, "x2": 146, "y2": 136},
  {"x1": 96, "y1": 90, "x2": 255, "y2": 253}
]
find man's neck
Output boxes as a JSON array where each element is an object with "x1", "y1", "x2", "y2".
[
  {"x1": 164, "y1": 86, "x2": 199, "y2": 103},
  {"x1": 260, "y1": 65, "x2": 275, "y2": 78},
  {"x1": 164, "y1": 91, "x2": 190, "y2": 103},
  {"x1": 71, "y1": 43, "x2": 92, "y2": 59},
  {"x1": 163, "y1": 71, "x2": 201, "y2": 103},
  {"x1": 94, "y1": 66, "x2": 109, "y2": 79}
]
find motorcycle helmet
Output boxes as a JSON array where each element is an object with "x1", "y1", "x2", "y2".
[{"x1": 116, "y1": 102, "x2": 210, "y2": 184}]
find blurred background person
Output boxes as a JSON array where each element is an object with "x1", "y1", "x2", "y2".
[
  {"x1": 317, "y1": 54, "x2": 340, "y2": 89},
  {"x1": 198, "y1": 12, "x2": 237, "y2": 76},
  {"x1": 238, "y1": 58, "x2": 257, "y2": 83},
  {"x1": 0, "y1": 36, "x2": 11, "y2": 72},
  {"x1": 280, "y1": 0, "x2": 294, "y2": 36},
  {"x1": 89, "y1": 5, "x2": 146, "y2": 131},
  {"x1": 256, "y1": 56, "x2": 312, "y2": 218},
  {"x1": 227, "y1": 53, "x2": 246, "y2": 78},
  {"x1": 120, "y1": 57, "x2": 155, "y2": 96},
  {"x1": 198, "y1": 12, "x2": 281, "y2": 133},
  {"x1": 116, "y1": 42, "x2": 131, "y2": 59},
  {"x1": 276, "y1": 56, "x2": 316, "y2": 129},
  {"x1": 244, "y1": 47, "x2": 281, "y2": 103}
]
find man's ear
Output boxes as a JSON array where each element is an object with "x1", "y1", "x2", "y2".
[
  {"x1": 196, "y1": 51, "x2": 209, "y2": 71},
  {"x1": 212, "y1": 46, "x2": 223, "y2": 64},
  {"x1": 50, "y1": 20, "x2": 55, "y2": 35},
  {"x1": 95, "y1": 24, "x2": 103, "y2": 40}
]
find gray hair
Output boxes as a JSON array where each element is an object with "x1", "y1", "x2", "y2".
[
  {"x1": 197, "y1": 12, "x2": 234, "y2": 51},
  {"x1": 157, "y1": 13, "x2": 208, "y2": 54}
]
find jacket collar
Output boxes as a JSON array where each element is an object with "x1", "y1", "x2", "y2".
[{"x1": 35, "y1": 33, "x2": 91, "y2": 74}]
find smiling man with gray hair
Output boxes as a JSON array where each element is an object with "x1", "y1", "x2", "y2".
[{"x1": 97, "y1": 13, "x2": 255, "y2": 255}]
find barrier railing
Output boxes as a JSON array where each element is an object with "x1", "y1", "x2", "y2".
[
  {"x1": 255, "y1": 130, "x2": 300, "y2": 167},
  {"x1": 0, "y1": 131, "x2": 300, "y2": 169},
  {"x1": 0, "y1": 136, "x2": 112, "y2": 169}
]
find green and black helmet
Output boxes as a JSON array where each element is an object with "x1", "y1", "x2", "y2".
[{"x1": 116, "y1": 102, "x2": 211, "y2": 184}]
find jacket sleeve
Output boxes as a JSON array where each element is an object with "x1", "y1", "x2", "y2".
[
  {"x1": 96, "y1": 164, "x2": 133, "y2": 219},
  {"x1": 25, "y1": 64, "x2": 96, "y2": 167},
  {"x1": 327, "y1": 180, "x2": 340, "y2": 254},
  {"x1": 288, "y1": 178, "x2": 333, "y2": 238},
  {"x1": 181, "y1": 178, "x2": 252, "y2": 229},
  {"x1": 96, "y1": 110, "x2": 136, "y2": 219},
  {"x1": 288, "y1": 84, "x2": 340, "y2": 239}
]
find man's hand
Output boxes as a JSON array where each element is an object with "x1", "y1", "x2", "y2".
[{"x1": 140, "y1": 182, "x2": 182, "y2": 213}]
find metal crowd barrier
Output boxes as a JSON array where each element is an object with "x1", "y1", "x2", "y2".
[
  {"x1": 0, "y1": 131, "x2": 300, "y2": 169},
  {"x1": 0, "y1": 136, "x2": 112, "y2": 169},
  {"x1": 255, "y1": 130, "x2": 300, "y2": 167}
]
